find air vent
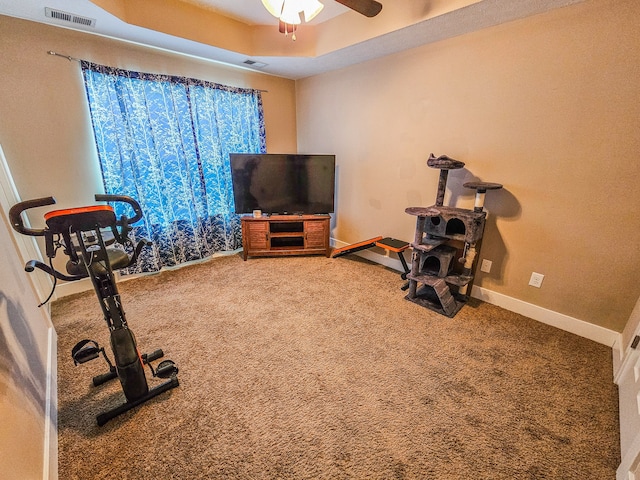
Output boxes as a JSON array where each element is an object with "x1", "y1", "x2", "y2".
[
  {"x1": 45, "y1": 7, "x2": 96, "y2": 27},
  {"x1": 243, "y1": 60, "x2": 268, "y2": 69}
]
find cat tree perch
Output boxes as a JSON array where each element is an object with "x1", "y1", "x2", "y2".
[{"x1": 404, "y1": 154, "x2": 502, "y2": 317}]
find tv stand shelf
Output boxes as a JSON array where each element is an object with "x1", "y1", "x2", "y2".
[{"x1": 241, "y1": 214, "x2": 331, "y2": 260}]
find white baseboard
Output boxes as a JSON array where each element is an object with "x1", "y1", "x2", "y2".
[
  {"x1": 333, "y1": 239, "x2": 621, "y2": 348},
  {"x1": 43, "y1": 326, "x2": 58, "y2": 480},
  {"x1": 471, "y1": 285, "x2": 620, "y2": 348},
  {"x1": 55, "y1": 277, "x2": 93, "y2": 298},
  {"x1": 353, "y1": 246, "x2": 409, "y2": 272}
]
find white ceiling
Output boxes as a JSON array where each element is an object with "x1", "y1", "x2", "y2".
[
  {"x1": 178, "y1": 0, "x2": 349, "y2": 25},
  {"x1": 0, "y1": 0, "x2": 585, "y2": 79}
]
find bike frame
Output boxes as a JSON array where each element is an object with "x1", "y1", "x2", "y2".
[{"x1": 9, "y1": 194, "x2": 179, "y2": 426}]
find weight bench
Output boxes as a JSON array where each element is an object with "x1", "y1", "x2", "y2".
[{"x1": 332, "y1": 236, "x2": 410, "y2": 288}]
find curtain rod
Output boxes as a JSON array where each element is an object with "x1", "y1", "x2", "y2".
[
  {"x1": 46, "y1": 50, "x2": 268, "y2": 93},
  {"x1": 48, "y1": 50, "x2": 80, "y2": 62}
]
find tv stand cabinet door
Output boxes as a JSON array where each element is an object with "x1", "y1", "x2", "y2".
[
  {"x1": 305, "y1": 219, "x2": 330, "y2": 257},
  {"x1": 242, "y1": 219, "x2": 269, "y2": 260}
]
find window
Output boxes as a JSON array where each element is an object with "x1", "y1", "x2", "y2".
[{"x1": 81, "y1": 62, "x2": 266, "y2": 272}]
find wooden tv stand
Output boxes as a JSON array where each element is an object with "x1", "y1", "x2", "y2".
[{"x1": 241, "y1": 214, "x2": 331, "y2": 260}]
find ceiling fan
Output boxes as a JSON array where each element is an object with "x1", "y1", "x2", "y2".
[
  {"x1": 264, "y1": 0, "x2": 382, "y2": 39},
  {"x1": 335, "y1": 0, "x2": 383, "y2": 18}
]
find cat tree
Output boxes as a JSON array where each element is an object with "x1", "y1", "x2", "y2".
[{"x1": 405, "y1": 154, "x2": 502, "y2": 317}]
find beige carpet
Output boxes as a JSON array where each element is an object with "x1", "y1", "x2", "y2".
[{"x1": 51, "y1": 253, "x2": 620, "y2": 479}]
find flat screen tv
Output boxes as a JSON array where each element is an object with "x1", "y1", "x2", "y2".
[{"x1": 229, "y1": 153, "x2": 335, "y2": 215}]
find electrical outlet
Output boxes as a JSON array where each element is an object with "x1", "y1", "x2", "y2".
[
  {"x1": 480, "y1": 259, "x2": 492, "y2": 273},
  {"x1": 529, "y1": 272, "x2": 544, "y2": 288}
]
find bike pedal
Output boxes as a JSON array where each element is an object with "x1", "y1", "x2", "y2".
[
  {"x1": 155, "y1": 359, "x2": 178, "y2": 379},
  {"x1": 71, "y1": 339, "x2": 101, "y2": 365}
]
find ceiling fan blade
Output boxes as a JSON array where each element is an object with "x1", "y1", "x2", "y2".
[{"x1": 335, "y1": 0, "x2": 383, "y2": 18}]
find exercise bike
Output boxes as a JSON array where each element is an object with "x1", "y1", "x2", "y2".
[{"x1": 9, "y1": 194, "x2": 179, "y2": 426}]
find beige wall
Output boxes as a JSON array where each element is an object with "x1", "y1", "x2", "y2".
[
  {"x1": 0, "y1": 207, "x2": 55, "y2": 479},
  {"x1": 296, "y1": 0, "x2": 640, "y2": 332}
]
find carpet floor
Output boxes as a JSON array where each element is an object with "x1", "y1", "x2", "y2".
[{"x1": 51, "y1": 253, "x2": 620, "y2": 479}]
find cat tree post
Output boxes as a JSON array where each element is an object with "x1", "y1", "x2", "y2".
[
  {"x1": 427, "y1": 153, "x2": 465, "y2": 206},
  {"x1": 463, "y1": 181, "x2": 504, "y2": 213},
  {"x1": 457, "y1": 181, "x2": 503, "y2": 296}
]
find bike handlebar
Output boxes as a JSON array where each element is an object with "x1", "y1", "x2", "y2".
[
  {"x1": 8, "y1": 196, "x2": 56, "y2": 237},
  {"x1": 8, "y1": 194, "x2": 144, "y2": 238},
  {"x1": 11, "y1": 194, "x2": 149, "y2": 291},
  {"x1": 25, "y1": 259, "x2": 86, "y2": 282}
]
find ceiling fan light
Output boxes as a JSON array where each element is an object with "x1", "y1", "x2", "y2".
[
  {"x1": 279, "y1": 1, "x2": 302, "y2": 25},
  {"x1": 261, "y1": 0, "x2": 285, "y2": 18},
  {"x1": 302, "y1": 0, "x2": 324, "y2": 22}
]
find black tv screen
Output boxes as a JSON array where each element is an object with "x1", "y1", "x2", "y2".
[{"x1": 230, "y1": 153, "x2": 336, "y2": 215}]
